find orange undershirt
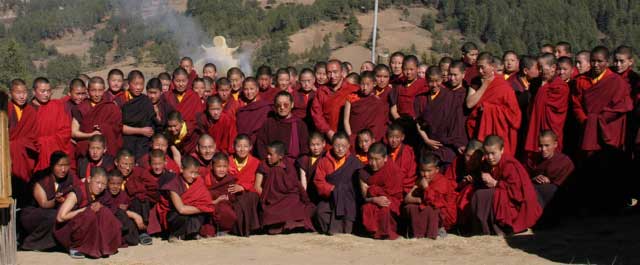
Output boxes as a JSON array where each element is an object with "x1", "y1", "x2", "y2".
[
  {"x1": 592, "y1": 69, "x2": 607, "y2": 84},
  {"x1": 390, "y1": 146, "x2": 401, "y2": 161},
  {"x1": 13, "y1": 104, "x2": 23, "y2": 122}
]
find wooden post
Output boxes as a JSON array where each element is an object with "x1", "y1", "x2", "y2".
[{"x1": 0, "y1": 91, "x2": 17, "y2": 264}]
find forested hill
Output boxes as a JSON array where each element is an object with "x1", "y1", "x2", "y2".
[{"x1": 0, "y1": 0, "x2": 639, "y2": 91}]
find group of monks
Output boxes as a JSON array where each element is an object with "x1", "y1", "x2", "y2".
[{"x1": 7, "y1": 40, "x2": 640, "y2": 259}]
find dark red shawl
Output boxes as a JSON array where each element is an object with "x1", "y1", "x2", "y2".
[
  {"x1": 8, "y1": 102, "x2": 38, "y2": 182},
  {"x1": 257, "y1": 158, "x2": 311, "y2": 226},
  {"x1": 196, "y1": 111, "x2": 237, "y2": 154},
  {"x1": 525, "y1": 152, "x2": 574, "y2": 186},
  {"x1": 74, "y1": 99, "x2": 123, "y2": 158},
  {"x1": 163, "y1": 88, "x2": 204, "y2": 123},
  {"x1": 33, "y1": 99, "x2": 73, "y2": 172},
  {"x1": 256, "y1": 116, "x2": 309, "y2": 160},
  {"x1": 349, "y1": 95, "x2": 388, "y2": 144},
  {"x1": 524, "y1": 76, "x2": 570, "y2": 152},
  {"x1": 390, "y1": 77, "x2": 429, "y2": 118},
  {"x1": 236, "y1": 99, "x2": 272, "y2": 144}
]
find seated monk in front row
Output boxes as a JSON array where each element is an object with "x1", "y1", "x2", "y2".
[{"x1": 54, "y1": 167, "x2": 122, "y2": 259}]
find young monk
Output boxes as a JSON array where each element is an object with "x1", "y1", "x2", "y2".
[
  {"x1": 8, "y1": 79, "x2": 38, "y2": 185},
  {"x1": 54, "y1": 167, "x2": 121, "y2": 258},
  {"x1": 466, "y1": 52, "x2": 521, "y2": 156},
  {"x1": 575, "y1": 50, "x2": 591, "y2": 75},
  {"x1": 236, "y1": 77, "x2": 272, "y2": 144},
  {"x1": 215, "y1": 78, "x2": 240, "y2": 117},
  {"x1": 209, "y1": 153, "x2": 261, "y2": 236},
  {"x1": 554, "y1": 41, "x2": 572, "y2": 59},
  {"x1": 190, "y1": 134, "x2": 216, "y2": 189},
  {"x1": 524, "y1": 53, "x2": 570, "y2": 154},
  {"x1": 147, "y1": 149, "x2": 178, "y2": 190},
  {"x1": 192, "y1": 78, "x2": 207, "y2": 103},
  {"x1": 311, "y1": 59, "x2": 360, "y2": 140},
  {"x1": 314, "y1": 132, "x2": 364, "y2": 235},
  {"x1": 386, "y1": 124, "x2": 417, "y2": 194},
  {"x1": 390, "y1": 55, "x2": 429, "y2": 120},
  {"x1": 613, "y1": 45, "x2": 640, "y2": 159},
  {"x1": 525, "y1": 131, "x2": 575, "y2": 207},
  {"x1": 275, "y1": 68, "x2": 295, "y2": 94},
  {"x1": 229, "y1": 134, "x2": 261, "y2": 193},
  {"x1": 114, "y1": 149, "x2": 160, "y2": 239},
  {"x1": 360, "y1": 143, "x2": 403, "y2": 240},
  {"x1": 146, "y1": 78, "x2": 174, "y2": 133},
  {"x1": 100, "y1": 170, "x2": 145, "y2": 246},
  {"x1": 202, "y1": 63, "x2": 218, "y2": 81},
  {"x1": 228, "y1": 67, "x2": 245, "y2": 101},
  {"x1": 179, "y1": 56, "x2": 199, "y2": 84},
  {"x1": 196, "y1": 95, "x2": 237, "y2": 154},
  {"x1": 256, "y1": 91, "x2": 310, "y2": 160},
  {"x1": 314, "y1": 62, "x2": 329, "y2": 87},
  {"x1": 256, "y1": 65, "x2": 276, "y2": 100},
  {"x1": 557, "y1": 57, "x2": 574, "y2": 83},
  {"x1": 106, "y1": 69, "x2": 125, "y2": 104},
  {"x1": 470, "y1": 135, "x2": 542, "y2": 235},
  {"x1": 354, "y1": 129, "x2": 374, "y2": 164},
  {"x1": 417, "y1": 63, "x2": 428, "y2": 80},
  {"x1": 447, "y1": 60, "x2": 469, "y2": 119},
  {"x1": 360, "y1": 61, "x2": 375, "y2": 73},
  {"x1": 296, "y1": 68, "x2": 317, "y2": 127},
  {"x1": 416, "y1": 66, "x2": 468, "y2": 167},
  {"x1": 297, "y1": 132, "x2": 326, "y2": 191},
  {"x1": 137, "y1": 133, "x2": 181, "y2": 174},
  {"x1": 120, "y1": 70, "x2": 155, "y2": 159},
  {"x1": 65, "y1": 78, "x2": 88, "y2": 116},
  {"x1": 154, "y1": 157, "x2": 216, "y2": 241},
  {"x1": 158, "y1": 72, "x2": 172, "y2": 93},
  {"x1": 167, "y1": 111, "x2": 200, "y2": 156},
  {"x1": 202, "y1": 77, "x2": 214, "y2": 99},
  {"x1": 540, "y1": 43, "x2": 554, "y2": 55},
  {"x1": 344, "y1": 71, "x2": 387, "y2": 145},
  {"x1": 388, "y1": 52, "x2": 405, "y2": 84},
  {"x1": 163, "y1": 67, "x2": 204, "y2": 123},
  {"x1": 374, "y1": 64, "x2": 393, "y2": 106},
  {"x1": 502, "y1": 51, "x2": 520, "y2": 79},
  {"x1": 461, "y1": 42, "x2": 480, "y2": 85},
  {"x1": 439, "y1": 56, "x2": 453, "y2": 82},
  {"x1": 404, "y1": 154, "x2": 458, "y2": 239},
  {"x1": 445, "y1": 140, "x2": 484, "y2": 225},
  {"x1": 20, "y1": 152, "x2": 78, "y2": 251},
  {"x1": 76, "y1": 135, "x2": 114, "y2": 181},
  {"x1": 72, "y1": 77, "x2": 123, "y2": 158},
  {"x1": 255, "y1": 141, "x2": 315, "y2": 234},
  {"x1": 507, "y1": 55, "x2": 540, "y2": 124},
  {"x1": 31, "y1": 77, "x2": 74, "y2": 172}
]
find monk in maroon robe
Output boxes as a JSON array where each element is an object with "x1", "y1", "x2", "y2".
[
  {"x1": 311, "y1": 59, "x2": 360, "y2": 139},
  {"x1": 8, "y1": 79, "x2": 38, "y2": 185},
  {"x1": 76, "y1": 135, "x2": 114, "y2": 181},
  {"x1": 167, "y1": 111, "x2": 201, "y2": 156},
  {"x1": 120, "y1": 71, "x2": 156, "y2": 159},
  {"x1": 99, "y1": 171, "x2": 145, "y2": 246},
  {"x1": 360, "y1": 143, "x2": 403, "y2": 240},
  {"x1": 255, "y1": 141, "x2": 314, "y2": 234},
  {"x1": 612, "y1": 45, "x2": 640, "y2": 156},
  {"x1": 229, "y1": 135, "x2": 261, "y2": 194},
  {"x1": 209, "y1": 153, "x2": 261, "y2": 236},
  {"x1": 390, "y1": 56, "x2": 429, "y2": 120},
  {"x1": 150, "y1": 157, "x2": 216, "y2": 240},
  {"x1": 461, "y1": 42, "x2": 480, "y2": 86},
  {"x1": 54, "y1": 169, "x2": 121, "y2": 258},
  {"x1": 72, "y1": 77, "x2": 123, "y2": 158},
  {"x1": 257, "y1": 65, "x2": 279, "y2": 103},
  {"x1": 388, "y1": 52, "x2": 405, "y2": 85},
  {"x1": 20, "y1": 152, "x2": 78, "y2": 250},
  {"x1": 64, "y1": 78, "x2": 87, "y2": 117},
  {"x1": 344, "y1": 71, "x2": 388, "y2": 145},
  {"x1": 470, "y1": 136, "x2": 542, "y2": 235},
  {"x1": 314, "y1": 132, "x2": 363, "y2": 235},
  {"x1": 106, "y1": 69, "x2": 125, "y2": 105},
  {"x1": 215, "y1": 78, "x2": 240, "y2": 117},
  {"x1": 197, "y1": 95, "x2": 237, "y2": 154},
  {"x1": 31, "y1": 77, "x2": 74, "y2": 172},
  {"x1": 146, "y1": 78, "x2": 174, "y2": 133},
  {"x1": 190, "y1": 134, "x2": 216, "y2": 189},
  {"x1": 256, "y1": 91, "x2": 310, "y2": 160},
  {"x1": 507, "y1": 56, "x2": 540, "y2": 157},
  {"x1": 404, "y1": 154, "x2": 458, "y2": 239},
  {"x1": 137, "y1": 133, "x2": 181, "y2": 174},
  {"x1": 525, "y1": 131, "x2": 574, "y2": 207},
  {"x1": 446, "y1": 60, "x2": 470, "y2": 120},
  {"x1": 386, "y1": 124, "x2": 417, "y2": 194},
  {"x1": 296, "y1": 132, "x2": 326, "y2": 197},
  {"x1": 163, "y1": 67, "x2": 205, "y2": 123},
  {"x1": 416, "y1": 67, "x2": 468, "y2": 166},
  {"x1": 466, "y1": 53, "x2": 521, "y2": 156},
  {"x1": 236, "y1": 78, "x2": 272, "y2": 144},
  {"x1": 524, "y1": 54, "x2": 570, "y2": 153}
]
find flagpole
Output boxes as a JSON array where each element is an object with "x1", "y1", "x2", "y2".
[{"x1": 371, "y1": 0, "x2": 378, "y2": 63}]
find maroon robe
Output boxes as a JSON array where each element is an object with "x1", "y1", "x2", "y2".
[
  {"x1": 404, "y1": 173, "x2": 458, "y2": 239},
  {"x1": 33, "y1": 99, "x2": 73, "y2": 172},
  {"x1": 137, "y1": 153, "x2": 181, "y2": 174},
  {"x1": 390, "y1": 77, "x2": 429, "y2": 118},
  {"x1": 222, "y1": 98, "x2": 240, "y2": 117},
  {"x1": 361, "y1": 162, "x2": 403, "y2": 239},
  {"x1": 236, "y1": 99, "x2": 272, "y2": 144},
  {"x1": 173, "y1": 120, "x2": 201, "y2": 156},
  {"x1": 208, "y1": 175, "x2": 261, "y2": 236},
  {"x1": 311, "y1": 82, "x2": 360, "y2": 134},
  {"x1": 525, "y1": 152, "x2": 574, "y2": 187},
  {"x1": 573, "y1": 69, "x2": 633, "y2": 151},
  {"x1": 463, "y1": 62, "x2": 479, "y2": 87},
  {"x1": 522, "y1": 76, "x2": 569, "y2": 152},
  {"x1": 124, "y1": 167, "x2": 161, "y2": 204},
  {"x1": 348, "y1": 95, "x2": 388, "y2": 145},
  {"x1": 98, "y1": 190, "x2": 139, "y2": 247},
  {"x1": 256, "y1": 116, "x2": 309, "y2": 160},
  {"x1": 415, "y1": 86, "x2": 468, "y2": 164},
  {"x1": 53, "y1": 184, "x2": 122, "y2": 258},
  {"x1": 196, "y1": 112, "x2": 237, "y2": 154},
  {"x1": 260, "y1": 85, "x2": 280, "y2": 103},
  {"x1": 76, "y1": 155, "x2": 115, "y2": 181},
  {"x1": 73, "y1": 99, "x2": 123, "y2": 158},
  {"x1": 391, "y1": 144, "x2": 417, "y2": 194},
  {"x1": 8, "y1": 102, "x2": 38, "y2": 183},
  {"x1": 229, "y1": 155, "x2": 260, "y2": 193},
  {"x1": 291, "y1": 89, "x2": 313, "y2": 121},
  {"x1": 152, "y1": 97, "x2": 174, "y2": 133},
  {"x1": 257, "y1": 158, "x2": 314, "y2": 233},
  {"x1": 163, "y1": 88, "x2": 205, "y2": 123}
]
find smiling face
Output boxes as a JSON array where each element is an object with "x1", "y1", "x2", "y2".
[
  {"x1": 167, "y1": 119, "x2": 183, "y2": 137},
  {"x1": 181, "y1": 165, "x2": 199, "y2": 184},
  {"x1": 274, "y1": 95, "x2": 293, "y2": 118},
  {"x1": 152, "y1": 137, "x2": 169, "y2": 153},
  {"x1": 203, "y1": 66, "x2": 217, "y2": 79},
  {"x1": 69, "y1": 86, "x2": 88, "y2": 105},
  {"x1": 234, "y1": 139, "x2": 252, "y2": 160},
  {"x1": 538, "y1": 60, "x2": 556, "y2": 82},
  {"x1": 327, "y1": 62, "x2": 343, "y2": 86},
  {"x1": 357, "y1": 133, "x2": 373, "y2": 153},
  {"x1": 88, "y1": 83, "x2": 106, "y2": 104},
  {"x1": 276, "y1": 73, "x2": 291, "y2": 90},
  {"x1": 180, "y1": 59, "x2": 194, "y2": 74},
  {"x1": 614, "y1": 53, "x2": 633, "y2": 74},
  {"x1": 368, "y1": 152, "x2": 387, "y2": 172},
  {"x1": 115, "y1": 155, "x2": 135, "y2": 177},
  {"x1": 558, "y1": 62, "x2": 573, "y2": 82},
  {"x1": 150, "y1": 156, "x2": 166, "y2": 175},
  {"x1": 10, "y1": 84, "x2": 28, "y2": 106},
  {"x1": 197, "y1": 137, "x2": 216, "y2": 161},
  {"x1": 108, "y1": 74, "x2": 123, "y2": 94},
  {"x1": 108, "y1": 176, "x2": 123, "y2": 195},
  {"x1": 427, "y1": 74, "x2": 442, "y2": 92},
  {"x1": 258, "y1": 74, "x2": 272, "y2": 90},
  {"x1": 331, "y1": 138, "x2": 350, "y2": 159},
  {"x1": 242, "y1": 81, "x2": 259, "y2": 102},
  {"x1": 315, "y1": 67, "x2": 328, "y2": 85}
]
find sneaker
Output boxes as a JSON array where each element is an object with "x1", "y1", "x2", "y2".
[
  {"x1": 438, "y1": 228, "x2": 448, "y2": 239},
  {"x1": 139, "y1": 233, "x2": 153, "y2": 246},
  {"x1": 69, "y1": 249, "x2": 85, "y2": 259}
]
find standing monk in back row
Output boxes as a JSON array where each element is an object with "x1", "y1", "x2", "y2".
[{"x1": 466, "y1": 52, "x2": 521, "y2": 156}]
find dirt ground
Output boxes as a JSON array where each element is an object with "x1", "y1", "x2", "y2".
[{"x1": 16, "y1": 213, "x2": 640, "y2": 265}]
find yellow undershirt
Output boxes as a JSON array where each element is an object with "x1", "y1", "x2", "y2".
[
  {"x1": 14, "y1": 104, "x2": 23, "y2": 122},
  {"x1": 592, "y1": 69, "x2": 607, "y2": 84},
  {"x1": 310, "y1": 156, "x2": 318, "y2": 166},
  {"x1": 176, "y1": 93, "x2": 185, "y2": 103},
  {"x1": 174, "y1": 122, "x2": 188, "y2": 145},
  {"x1": 234, "y1": 156, "x2": 248, "y2": 171},
  {"x1": 430, "y1": 89, "x2": 440, "y2": 100}
]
